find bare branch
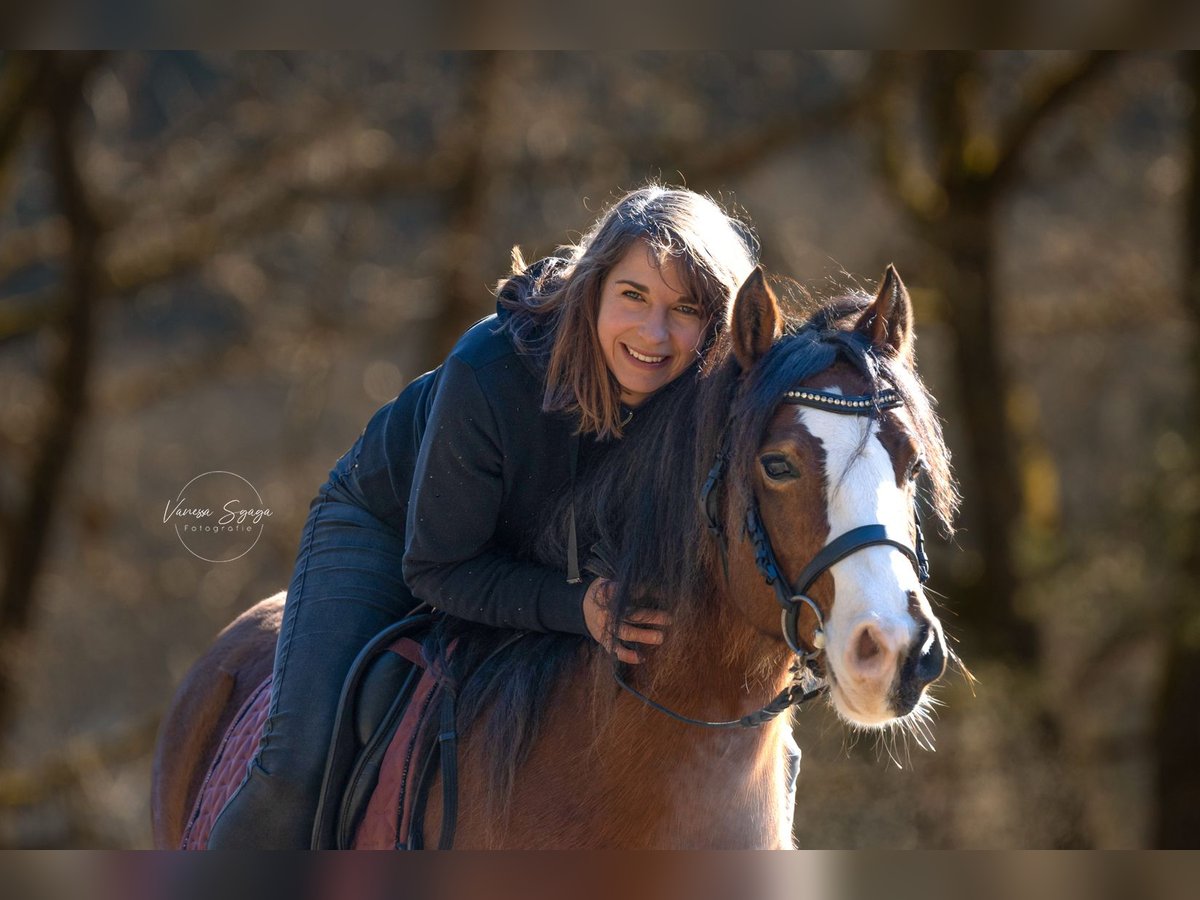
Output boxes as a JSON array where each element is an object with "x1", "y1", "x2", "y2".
[
  {"x1": 867, "y1": 52, "x2": 944, "y2": 224},
  {"x1": 0, "y1": 144, "x2": 433, "y2": 341},
  {"x1": 671, "y1": 87, "x2": 872, "y2": 187},
  {"x1": 925, "y1": 52, "x2": 979, "y2": 190},
  {"x1": 991, "y1": 52, "x2": 1122, "y2": 190},
  {"x1": 0, "y1": 52, "x2": 50, "y2": 205},
  {"x1": 2, "y1": 62, "x2": 875, "y2": 345},
  {"x1": 0, "y1": 217, "x2": 68, "y2": 285},
  {"x1": 0, "y1": 106, "x2": 384, "y2": 288}
]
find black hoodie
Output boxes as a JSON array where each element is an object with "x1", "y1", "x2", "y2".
[{"x1": 348, "y1": 306, "x2": 601, "y2": 636}]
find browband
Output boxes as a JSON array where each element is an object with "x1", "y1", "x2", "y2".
[{"x1": 781, "y1": 387, "x2": 901, "y2": 414}]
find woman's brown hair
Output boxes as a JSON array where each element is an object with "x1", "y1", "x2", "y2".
[{"x1": 497, "y1": 185, "x2": 758, "y2": 439}]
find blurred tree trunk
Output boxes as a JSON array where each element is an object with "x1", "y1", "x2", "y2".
[
  {"x1": 872, "y1": 52, "x2": 1117, "y2": 661},
  {"x1": 1153, "y1": 50, "x2": 1200, "y2": 849},
  {"x1": 426, "y1": 52, "x2": 501, "y2": 369},
  {"x1": 926, "y1": 175, "x2": 1026, "y2": 658},
  {"x1": 874, "y1": 52, "x2": 1028, "y2": 658},
  {"x1": 0, "y1": 53, "x2": 104, "y2": 746},
  {"x1": 872, "y1": 52, "x2": 1119, "y2": 849}
]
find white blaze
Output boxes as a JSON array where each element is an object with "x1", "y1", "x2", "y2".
[{"x1": 796, "y1": 401, "x2": 922, "y2": 724}]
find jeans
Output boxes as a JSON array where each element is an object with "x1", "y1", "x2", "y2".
[{"x1": 208, "y1": 442, "x2": 418, "y2": 849}]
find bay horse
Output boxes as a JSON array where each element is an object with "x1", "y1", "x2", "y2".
[{"x1": 152, "y1": 265, "x2": 958, "y2": 849}]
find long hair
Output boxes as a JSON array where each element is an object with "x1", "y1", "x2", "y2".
[{"x1": 497, "y1": 185, "x2": 758, "y2": 439}]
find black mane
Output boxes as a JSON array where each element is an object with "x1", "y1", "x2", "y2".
[{"x1": 426, "y1": 292, "x2": 958, "y2": 821}]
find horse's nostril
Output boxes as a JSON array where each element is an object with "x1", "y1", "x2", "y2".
[
  {"x1": 915, "y1": 628, "x2": 946, "y2": 684},
  {"x1": 855, "y1": 626, "x2": 882, "y2": 664},
  {"x1": 893, "y1": 622, "x2": 948, "y2": 715}
]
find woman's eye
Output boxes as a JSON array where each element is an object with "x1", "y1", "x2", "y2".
[
  {"x1": 761, "y1": 454, "x2": 795, "y2": 480},
  {"x1": 623, "y1": 290, "x2": 644, "y2": 302},
  {"x1": 676, "y1": 305, "x2": 700, "y2": 317}
]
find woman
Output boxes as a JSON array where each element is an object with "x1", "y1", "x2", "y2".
[{"x1": 208, "y1": 185, "x2": 760, "y2": 848}]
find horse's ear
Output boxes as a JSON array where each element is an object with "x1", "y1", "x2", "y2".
[
  {"x1": 731, "y1": 267, "x2": 782, "y2": 372},
  {"x1": 857, "y1": 265, "x2": 914, "y2": 362}
]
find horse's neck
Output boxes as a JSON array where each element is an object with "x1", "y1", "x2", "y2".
[
  {"x1": 574, "y1": 594, "x2": 797, "y2": 848},
  {"x1": 467, "y1": 594, "x2": 798, "y2": 848},
  {"x1": 641, "y1": 596, "x2": 795, "y2": 722}
]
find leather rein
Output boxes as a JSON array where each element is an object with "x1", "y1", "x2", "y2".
[{"x1": 614, "y1": 385, "x2": 930, "y2": 730}]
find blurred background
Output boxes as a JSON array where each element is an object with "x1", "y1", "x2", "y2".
[{"x1": 0, "y1": 51, "x2": 1196, "y2": 849}]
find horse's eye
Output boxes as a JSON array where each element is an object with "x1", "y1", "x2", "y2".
[
  {"x1": 906, "y1": 457, "x2": 925, "y2": 483},
  {"x1": 761, "y1": 454, "x2": 796, "y2": 480}
]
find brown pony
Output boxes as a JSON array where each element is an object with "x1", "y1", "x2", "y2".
[{"x1": 152, "y1": 266, "x2": 958, "y2": 849}]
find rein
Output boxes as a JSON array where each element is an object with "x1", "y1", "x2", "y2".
[
  {"x1": 614, "y1": 385, "x2": 930, "y2": 730},
  {"x1": 613, "y1": 664, "x2": 826, "y2": 730}
]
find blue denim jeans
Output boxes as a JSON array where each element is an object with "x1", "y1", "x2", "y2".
[{"x1": 208, "y1": 442, "x2": 418, "y2": 848}]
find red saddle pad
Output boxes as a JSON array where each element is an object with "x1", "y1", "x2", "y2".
[
  {"x1": 181, "y1": 637, "x2": 440, "y2": 850},
  {"x1": 180, "y1": 676, "x2": 273, "y2": 850}
]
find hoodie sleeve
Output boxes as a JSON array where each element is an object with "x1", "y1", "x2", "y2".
[{"x1": 402, "y1": 354, "x2": 591, "y2": 635}]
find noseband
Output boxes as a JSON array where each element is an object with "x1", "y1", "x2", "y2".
[{"x1": 614, "y1": 383, "x2": 930, "y2": 730}]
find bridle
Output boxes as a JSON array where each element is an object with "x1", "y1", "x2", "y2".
[
  {"x1": 614, "y1": 383, "x2": 930, "y2": 730},
  {"x1": 740, "y1": 386, "x2": 930, "y2": 660}
]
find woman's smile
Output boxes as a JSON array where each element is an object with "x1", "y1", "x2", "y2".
[{"x1": 621, "y1": 342, "x2": 669, "y2": 366}]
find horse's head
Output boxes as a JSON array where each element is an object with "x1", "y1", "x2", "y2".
[{"x1": 718, "y1": 266, "x2": 957, "y2": 728}]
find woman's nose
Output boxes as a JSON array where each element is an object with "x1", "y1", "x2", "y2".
[{"x1": 638, "y1": 308, "x2": 670, "y2": 343}]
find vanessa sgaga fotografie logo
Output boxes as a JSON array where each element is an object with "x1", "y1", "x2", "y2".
[{"x1": 164, "y1": 471, "x2": 272, "y2": 562}]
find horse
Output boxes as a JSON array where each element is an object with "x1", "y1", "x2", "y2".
[{"x1": 151, "y1": 264, "x2": 959, "y2": 849}]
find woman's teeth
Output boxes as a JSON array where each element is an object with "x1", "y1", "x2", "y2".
[{"x1": 626, "y1": 345, "x2": 666, "y2": 364}]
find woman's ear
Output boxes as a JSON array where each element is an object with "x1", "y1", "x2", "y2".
[{"x1": 731, "y1": 267, "x2": 782, "y2": 372}]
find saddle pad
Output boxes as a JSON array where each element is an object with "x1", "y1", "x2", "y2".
[
  {"x1": 180, "y1": 675, "x2": 273, "y2": 849},
  {"x1": 352, "y1": 639, "x2": 442, "y2": 849},
  {"x1": 179, "y1": 637, "x2": 442, "y2": 850}
]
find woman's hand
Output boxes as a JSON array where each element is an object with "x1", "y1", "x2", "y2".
[{"x1": 583, "y1": 578, "x2": 671, "y2": 664}]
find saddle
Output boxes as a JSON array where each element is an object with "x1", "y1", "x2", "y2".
[
  {"x1": 183, "y1": 544, "x2": 617, "y2": 851},
  {"x1": 319, "y1": 545, "x2": 615, "y2": 848},
  {"x1": 313, "y1": 609, "x2": 461, "y2": 849},
  {"x1": 181, "y1": 610, "x2": 463, "y2": 850}
]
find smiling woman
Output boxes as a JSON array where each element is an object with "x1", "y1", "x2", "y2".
[
  {"x1": 187, "y1": 184, "x2": 762, "y2": 849},
  {"x1": 503, "y1": 187, "x2": 755, "y2": 441},
  {"x1": 597, "y1": 242, "x2": 707, "y2": 407}
]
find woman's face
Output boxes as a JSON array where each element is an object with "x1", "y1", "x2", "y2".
[{"x1": 596, "y1": 241, "x2": 707, "y2": 408}]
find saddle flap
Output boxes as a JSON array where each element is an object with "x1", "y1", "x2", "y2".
[
  {"x1": 354, "y1": 647, "x2": 422, "y2": 746},
  {"x1": 311, "y1": 612, "x2": 432, "y2": 849},
  {"x1": 338, "y1": 648, "x2": 423, "y2": 848}
]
